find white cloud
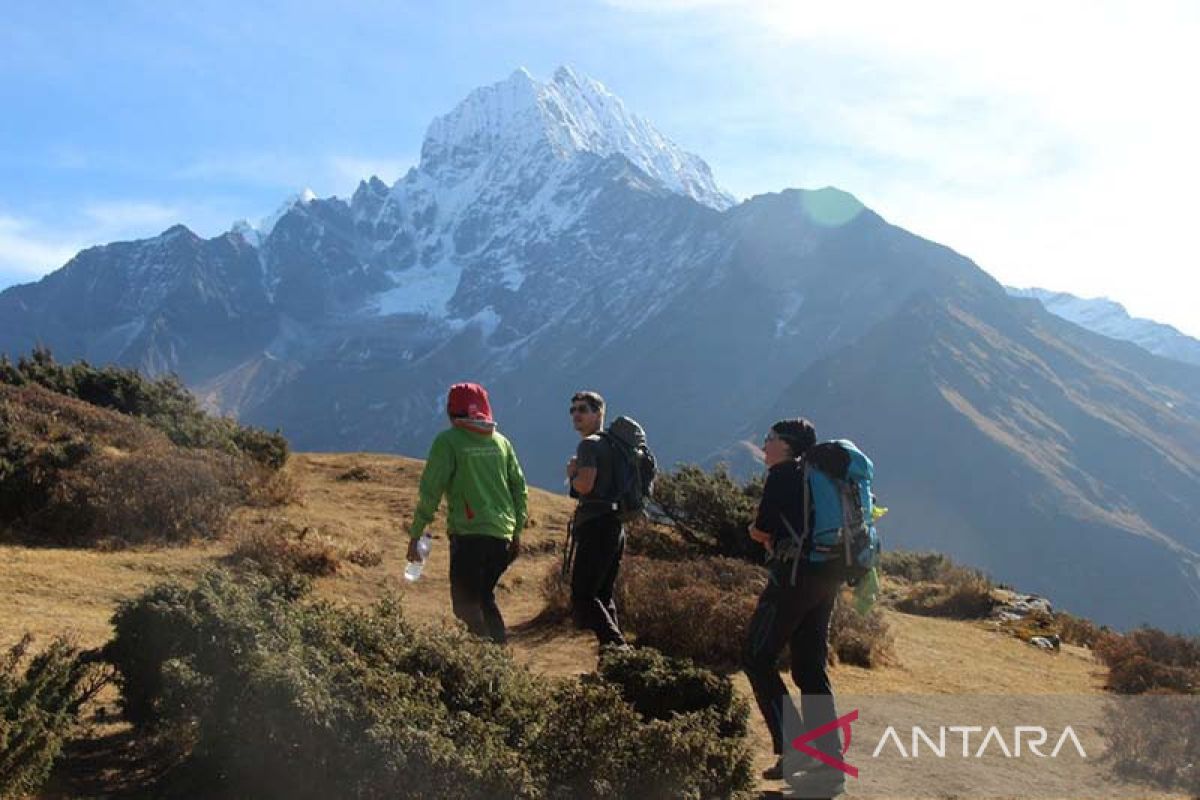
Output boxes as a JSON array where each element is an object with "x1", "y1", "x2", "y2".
[
  {"x1": 174, "y1": 153, "x2": 312, "y2": 188},
  {"x1": 603, "y1": 0, "x2": 1200, "y2": 337},
  {"x1": 82, "y1": 201, "x2": 181, "y2": 230},
  {"x1": 0, "y1": 216, "x2": 82, "y2": 280}
]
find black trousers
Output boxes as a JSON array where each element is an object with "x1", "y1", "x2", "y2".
[
  {"x1": 448, "y1": 534, "x2": 511, "y2": 644},
  {"x1": 742, "y1": 561, "x2": 843, "y2": 757},
  {"x1": 570, "y1": 514, "x2": 627, "y2": 646}
]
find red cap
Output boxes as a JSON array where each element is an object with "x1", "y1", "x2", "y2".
[{"x1": 446, "y1": 382, "x2": 493, "y2": 423}]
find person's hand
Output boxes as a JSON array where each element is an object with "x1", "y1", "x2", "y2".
[
  {"x1": 566, "y1": 456, "x2": 579, "y2": 479},
  {"x1": 507, "y1": 537, "x2": 521, "y2": 565},
  {"x1": 748, "y1": 525, "x2": 772, "y2": 553},
  {"x1": 406, "y1": 537, "x2": 422, "y2": 563}
]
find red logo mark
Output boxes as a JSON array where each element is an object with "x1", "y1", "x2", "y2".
[{"x1": 791, "y1": 709, "x2": 859, "y2": 778}]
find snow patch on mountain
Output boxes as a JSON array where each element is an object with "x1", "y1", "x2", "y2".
[
  {"x1": 775, "y1": 292, "x2": 806, "y2": 337},
  {"x1": 230, "y1": 189, "x2": 320, "y2": 247},
  {"x1": 1009, "y1": 286, "x2": 1200, "y2": 367},
  {"x1": 371, "y1": 258, "x2": 463, "y2": 317}
]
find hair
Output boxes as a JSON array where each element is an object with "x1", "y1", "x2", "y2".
[
  {"x1": 770, "y1": 418, "x2": 817, "y2": 457},
  {"x1": 571, "y1": 390, "x2": 605, "y2": 414}
]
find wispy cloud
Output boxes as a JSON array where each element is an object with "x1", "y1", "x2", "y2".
[
  {"x1": 599, "y1": 0, "x2": 1200, "y2": 336},
  {"x1": 173, "y1": 153, "x2": 313, "y2": 189},
  {"x1": 82, "y1": 201, "x2": 180, "y2": 230},
  {"x1": 0, "y1": 215, "x2": 81, "y2": 280},
  {"x1": 0, "y1": 198, "x2": 236, "y2": 287}
]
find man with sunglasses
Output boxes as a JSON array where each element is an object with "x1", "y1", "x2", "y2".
[
  {"x1": 744, "y1": 418, "x2": 847, "y2": 796},
  {"x1": 565, "y1": 390, "x2": 629, "y2": 649}
]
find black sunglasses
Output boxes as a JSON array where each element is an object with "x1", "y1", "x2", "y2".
[{"x1": 569, "y1": 404, "x2": 595, "y2": 415}]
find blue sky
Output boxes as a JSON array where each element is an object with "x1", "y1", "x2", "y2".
[{"x1": 3, "y1": 0, "x2": 1198, "y2": 336}]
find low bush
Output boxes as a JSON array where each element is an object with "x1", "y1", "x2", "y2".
[
  {"x1": 345, "y1": 543, "x2": 385, "y2": 568},
  {"x1": 594, "y1": 646, "x2": 748, "y2": 738},
  {"x1": 1, "y1": 635, "x2": 109, "y2": 798},
  {"x1": 542, "y1": 551, "x2": 895, "y2": 672},
  {"x1": 42, "y1": 445, "x2": 241, "y2": 545},
  {"x1": 229, "y1": 528, "x2": 343, "y2": 579},
  {"x1": 1106, "y1": 696, "x2": 1200, "y2": 794},
  {"x1": 893, "y1": 564, "x2": 996, "y2": 619},
  {"x1": 1054, "y1": 611, "x2": 1107, "y2": 648},
  {"x1": 830, "y1": 596, "x2": 894, "y2": 668},
  {"x1": 623, "y1": 519, "x2": 698, "y2": 561},
  {"x1": 1094, "y1": 627, "x2": 1200, "y2": 695},
  {"x1": 651, "y1": 464, "x2": 765, "y2": 560},
  {"x1": 1, "y1": 381, "x2": 289, "y2": 546},
  {"x1": 103, "y1": 570, "x2": 755, "y2": 799},
  {"x1": 336, "y1": 465, "x2": 372, "y2": 482},
  {"x1": 879, "y1": 551, "x2": 953, "y2": 583},
  {"x1": 616, "y1": 556, "x2": 766, "y2": 670},
  {"x1": 998, "y1": 609, "x2": 1109, "y2": 650},
  {"x1": 1, "y1": 348, "x2": 288, "y2": 470}
]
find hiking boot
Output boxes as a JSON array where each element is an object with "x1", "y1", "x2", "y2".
[
  {"x1": 784, "y1": 764, "x2": 846, "y2": 799},
  {"x1": 761, "y1": 756, "x2": 784, "y2": 780}
]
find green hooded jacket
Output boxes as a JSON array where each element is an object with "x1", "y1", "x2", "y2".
[{"x1": 408, "y1": 425, "x2": 528, "y2": 540}]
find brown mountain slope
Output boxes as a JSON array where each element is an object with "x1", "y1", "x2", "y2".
[{"x1": 754, "y1": 290, "x2": 1200, "y2": 632}]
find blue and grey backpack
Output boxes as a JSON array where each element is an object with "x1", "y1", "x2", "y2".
[{"x1": 779, "y1": 439, "x2": 881, "y2": 585}]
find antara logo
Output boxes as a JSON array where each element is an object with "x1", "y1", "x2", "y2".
[
  {"x1": 872, "y1": 725, "x2": 1088, "y2": 759},
  {"x1": 791, "y1": 711, "x2": 1088, "y2": 778},
  {"x1": 791, "y1": 710, "x2": 860, "y2": 777}
]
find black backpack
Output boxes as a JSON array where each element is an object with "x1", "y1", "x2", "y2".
[{"x1": 597, "y1": 416, "x2": 657, "y2": 522}]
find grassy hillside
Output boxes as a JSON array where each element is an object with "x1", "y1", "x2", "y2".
[{"x1": 3, "y1": 450, "x2": 1118, "y2": 798}]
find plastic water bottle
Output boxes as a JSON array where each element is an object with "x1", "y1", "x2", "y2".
[{"x1": 404, "y1": 532, "x2": 433, "y2": 582}]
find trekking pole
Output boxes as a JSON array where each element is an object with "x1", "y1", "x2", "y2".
[{"x1": 561, "y1": 517, "x2": 576, "y2": 580}]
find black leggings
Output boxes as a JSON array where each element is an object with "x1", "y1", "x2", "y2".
[
  {"x1": 448, "y1": 534, "x2": 511, "y2": 644},
  {"x1": 742, "y1": 563, "x2": 843, "y2": 756},
  {"x1": 570, "y1": 515, "x2": 627, "y2": 646}
]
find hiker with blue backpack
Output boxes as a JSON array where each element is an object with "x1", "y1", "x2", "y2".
[
  {"x1": 564, "y1": 390, "x2": 656, "y2": 650},
  {"x1": 743, "y1": 418, "x2": 880, "y2": 796}
]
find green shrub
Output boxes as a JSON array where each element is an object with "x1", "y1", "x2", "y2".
[
  {"x1": 103, "y1": 570, "x2": 755, "y2": 799},
  {"x1": 594, "y1": 647, "x2": 748, "y2": 738},
  {"x1": 0, "y1": 348, "x2": 287, "y2": 470},
  {"x1": 651, "y1": 464, "x2": 765, "y2": 560},
  {"x1": 1, "y1": 635, "x2": 109, "y2": 798}
]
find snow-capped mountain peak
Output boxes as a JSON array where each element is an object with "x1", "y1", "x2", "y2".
[
  {"x1": 418, "y1": 66, "x2": 735, "y2": 210},
  {"x1": 230, "y1": 189, "x2": 320, "y2": 247},
  {"x1": 1008, "y1": 286, "x2": 1200, "y2": 367}
]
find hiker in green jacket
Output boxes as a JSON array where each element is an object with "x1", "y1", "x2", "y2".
[{"x1": 407, "y1": 382, "x2": 528, "y2": 644}]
